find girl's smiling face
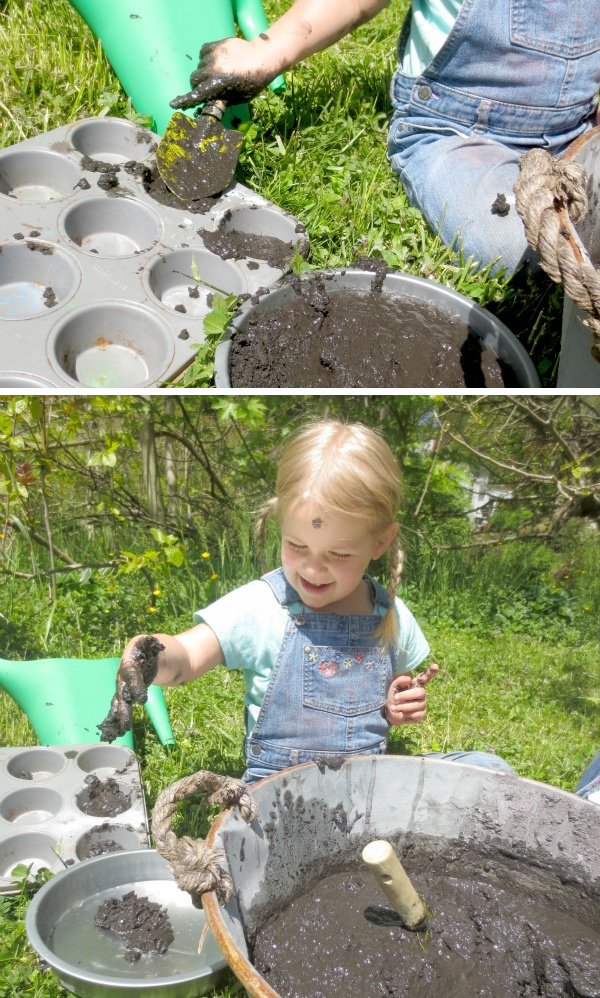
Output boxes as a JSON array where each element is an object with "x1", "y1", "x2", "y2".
[{"x1": 281, "y1": 501, "x2": 397, "y2": 613}]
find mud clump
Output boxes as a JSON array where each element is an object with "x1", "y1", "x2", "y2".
[
  {"x1": 81, "y1": 838, "x2": 124, "y2": 859},
  {"x1": 140, "y1": 164, "x2": 217, "y2": 214},
  {"x1": 76, "y1": 775, "x2": 132, "y2": 817},
  {"x1": 491, "y1": 193, "x2": 511, "y2": 217},
  {"x1": 80, "y1": 157, "x2": 121, "y2": 174},
  {"x1": 229, "y1": 274, "x2": 510, "y2": 388},
  {"x1": 202, "y1": 225, "x2": 294, "y2": 271},
  {"x1": 252, "y1": 850, "x2": 600, "y2": 998},
  {"x1": 43, "y1": 286, "x2": 58, "y2": 308},
  {"x1": 98, "y1": 634, "x2": 165, "y2": 744},
  {"x1": 94, "y1": 890, "x2": 174, "y2": 962}
]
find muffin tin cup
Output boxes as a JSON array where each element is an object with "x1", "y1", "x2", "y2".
[
  {"x1": 0, "y1": 240, "x2": 81, "y2": 320},
  {"x1": 48, "y1": 301, "x2": 175, "y2": 390},
  {"x1": 0, "y1": 148, "x2": 83, "y2": 203},
  {"x1": 0, "y1": 116, "x2": 308, "y2": 389},
  {"x1": 0, "y1": 745, "x2": 149, "y2": 892}
]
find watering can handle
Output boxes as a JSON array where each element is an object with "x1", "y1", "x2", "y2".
[{"x1": 235, "y1": 0, "x2": 286, "y2": 92}]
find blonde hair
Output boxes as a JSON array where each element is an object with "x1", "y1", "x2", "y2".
[{"x1": 255, "y1": 420, "x2": 404, "y2": 646}]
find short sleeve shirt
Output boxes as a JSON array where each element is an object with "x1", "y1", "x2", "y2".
[
  {"x1": 195, "y1": 577, "x2": 430, "y2": 734},
  {"x1": 403, "y1": 0, "x2": 463, "y2": 76}
]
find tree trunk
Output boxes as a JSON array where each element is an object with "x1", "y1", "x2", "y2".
[{"x1": 140, "y1": 419, "x2": 164, "y2": 524}]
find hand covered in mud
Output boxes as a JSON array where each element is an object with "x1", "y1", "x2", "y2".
[
  {"x1": 385, "y1": 663, "x2": 439, "y2": 726},
  {"x1": 98, "y1": 635, "x2": 165, "y2": 743},
  {"x1": 170, "y1": 39, "x2": 275, "y2": 111}
]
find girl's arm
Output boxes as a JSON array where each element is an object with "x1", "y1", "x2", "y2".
[
  {"x1": 99, "y1": 624, "x2": 224, "y2": 742},
  {"x1": 171, "y1": 0, "x2": 391, "y2": 109},
  {"x1": 145, "y1": 624, "x2": 225, "y2": 686}
]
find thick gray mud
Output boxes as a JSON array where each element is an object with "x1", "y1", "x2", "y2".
[{"x1": 252, "y1": 845, "x2": 599, "y2": 998}]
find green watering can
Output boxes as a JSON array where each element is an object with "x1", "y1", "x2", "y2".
[
  {"x1": 0, "y1": 657, "x2": 174, "y2": 749},
  {"x1": 66, "y1": 0, "x2": 285, "y2": 134}
]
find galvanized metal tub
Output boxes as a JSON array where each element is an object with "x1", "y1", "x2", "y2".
[
  {"x1": 558, "y1": 126, "x2": 600, "y2": 387},
  {"x1": 202, "y1": 755, "x2": 599, "y2": 998}
]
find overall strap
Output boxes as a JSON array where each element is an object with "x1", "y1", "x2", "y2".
[
  {"x1": 260, "y1": 567, "x2": 305, "y2": 616},
  {"x1": 366, "y1": 575, "x2": 391, "y2": 617}
]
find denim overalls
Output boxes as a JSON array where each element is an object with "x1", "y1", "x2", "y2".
[
  {"x1": 242, "y1": 568, "x2": 395, "y2": 785},
  {"x1": 387, "y1": 0, "x2": 600, "y2": 276}
]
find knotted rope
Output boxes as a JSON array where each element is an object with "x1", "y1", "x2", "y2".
[
  {"x1": 151, "y1": 770, "x2": 257, "y2": 908},
  {"x1": 514, "y1": 145, "x2": 600, "y2": 362}
]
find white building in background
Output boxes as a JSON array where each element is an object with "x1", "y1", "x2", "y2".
[{"x1": 467, "y1": 473, "x2": 513, "y2": 528}]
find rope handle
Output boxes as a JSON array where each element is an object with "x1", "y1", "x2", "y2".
[
  {"x1": 151, "y1": 770, "x2": 257, "y2": 907},
  {"x1": 514, "y1": 144, "x2": 600, "y2": 362}
]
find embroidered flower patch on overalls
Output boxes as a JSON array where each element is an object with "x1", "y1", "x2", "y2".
[{"x1": 303, "y1": 644, "x2": 388, "y2": 716}]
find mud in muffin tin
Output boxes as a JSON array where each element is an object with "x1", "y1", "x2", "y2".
[
  {"x1": 0, "y1": 116, "x2": 309, "y2": 390},
  {"x1": 0, "y1": 744, "x2": 149, "y2": 892}
]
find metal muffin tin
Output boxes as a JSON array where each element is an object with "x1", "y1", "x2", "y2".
[
  {"x1": 0, "y1": 744, "x2": 149, "y2": 891},
  {"x1": 0, "y1": 116, "x2": 308, "y2": 390}
]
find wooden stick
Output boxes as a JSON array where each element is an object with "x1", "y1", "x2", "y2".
[{"x1": 362, "y1": 840, "x2": 427, "y2": 930}]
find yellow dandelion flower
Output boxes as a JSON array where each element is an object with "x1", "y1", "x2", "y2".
[
  {"x1": 210, "y1": 573, "x2": 218, "y2": 581},
  {"x1": 201, "y1": 551, "x2": 210, "y2": 559},
  {"x1": 583, "y1": 606, "x2": 591, "y2": 611},
  {"x1": 152, "y1": 588, "x2": 161, "y2": 596},
  {"x1": 147, "y1": 606, "x2": 157, "y2": 613}
]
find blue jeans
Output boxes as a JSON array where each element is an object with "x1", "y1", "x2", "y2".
[
  {"x1": 424, "y1": 750, "x2": 514, "y2": 774},
  {"x1": 387, "y1": 0, "x2": 600, "y2": 276},
  {"x1": 243, "y1": 569, "x2": 394, "y2": 785},
  {"x1": 242, "y1": 750, "x2": 515, "y2": 786},
  {"x1": 576, "y1": 750, "x2": 600, "y2": 794}
]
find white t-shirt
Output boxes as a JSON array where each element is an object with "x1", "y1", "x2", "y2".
[
  {"x1": 195, "y1": 576, "x2": 430, "y2": 734},
  {"x1": 403, "y1": 0, "x2": 464, "y2": 76}
]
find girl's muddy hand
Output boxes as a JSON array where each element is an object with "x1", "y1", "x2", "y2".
[
  {"x1": 170, "y1": 39, "x2": 273, "y2": 110},
  {"x1": 98, "y1": 635, "x2": 165, "y2": 743},
  {"x1": 410, "y1": 663, "x2": 440, "y2": 688},
  {"x1": 384, "y1": 665, "x2": 439, "y2": 726}
]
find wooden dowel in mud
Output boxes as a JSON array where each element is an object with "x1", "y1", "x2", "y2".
[{"x1": 362, "y1": 839, "x2": 427, "y2": 931}]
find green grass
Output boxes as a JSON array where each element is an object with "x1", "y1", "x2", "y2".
[
  {"x1": 1, "y1": 602, "x2": 597, "y2": 995},
  {"x1": 0, "y1": 0, "x2": 567, "y2": 384}
]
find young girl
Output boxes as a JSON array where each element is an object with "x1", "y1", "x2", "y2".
[
  {"x1": 102, "y1": 420, "x2": 510, "y2": 784},
  {"x1": 170, "y1": 0, "x2": 599, "y2": 279}
]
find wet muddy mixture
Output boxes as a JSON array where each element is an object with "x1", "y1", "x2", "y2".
[
  {"x1": 76, "y1": 775, "x2": 131, "y2": 817},
  {"x1": 229, "y1": 271, "x2": 512, "y2": 388},
  {"x1": 138, "y1": 162, "x2": 219, "y2": 214},
  {"x1": 80, "y1": 839, "x2": 124, "y2": 859},
  {"x1": 252, "y1": 846, "x2": 600, "y2": 998},
  {"x1": 98, "y1": 634, "x2": 165, "y2": 744},
  {"x1": 202, "y1": 223, "x2": 294, "y2": 271},
  {"x1": 94, "y1": 890, "x2": 174, "y2": 962}
]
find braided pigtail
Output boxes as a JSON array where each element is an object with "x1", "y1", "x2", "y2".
[
  {"x1": 376, "y1": 530, "x2": 404, "y2": 647},
  {"x1": 254, "y1": 498, "x2": 278, "y2": 574}
]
